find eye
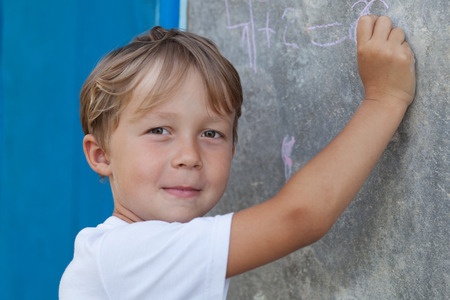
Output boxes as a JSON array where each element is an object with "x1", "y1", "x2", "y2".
[
  {"x1": 202, "y1": 130, "x2": 223, "y2": 139},
  {"x1": 148, "y1": 127, "x2": 169, "y2": 135}
]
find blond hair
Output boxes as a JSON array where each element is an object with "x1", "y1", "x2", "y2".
[{"x1": 80, "y1": 26, "x2": 242, "y2": 152}]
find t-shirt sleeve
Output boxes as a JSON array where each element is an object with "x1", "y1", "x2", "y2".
[{"x1": 98, "y1": 213, "x2": 233, "y2": 300}]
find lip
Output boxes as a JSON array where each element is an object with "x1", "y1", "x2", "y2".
[{"x1": 163, "y1": 186, "x2": 201, "y2": 198}]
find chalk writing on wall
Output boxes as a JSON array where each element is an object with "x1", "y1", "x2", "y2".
[
  {"x1": 308, "y1": 0, "x2": 389, "y2": 47},
  {"x1": 225, "y1": 0, "x2": 390, "y2": 72},
  {"x1": 281, "y1": 135, "x2": 296, "y2": 182}
]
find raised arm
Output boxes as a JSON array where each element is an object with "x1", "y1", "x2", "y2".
[{"x1": 227, "y1": 15, "x2": 416, "y2": 278}]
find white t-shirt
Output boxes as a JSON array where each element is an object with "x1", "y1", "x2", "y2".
[{"x1": 59, "y1": 213, "x2": 233, "y2": 300}]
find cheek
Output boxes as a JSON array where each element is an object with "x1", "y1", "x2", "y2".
[
  {"x1": 111, "y1": 152, "x2": 155, "y2": 186},
  {"x1": 211, "y1": 152, "x2": 233, "y2": 185},
  {"x1": 126, "y1": 155, "x2": 161, "y2": 182},
  {"x1": 111, "y1": 159, "x2": 161, "y2": 207}
]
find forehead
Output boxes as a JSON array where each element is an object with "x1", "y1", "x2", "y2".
[
  {"x1": 127, "y1": 62, "x2": 233, "y2": 119},
  {"x1": 123, "y1": 68, "x2": 234, "y2": 126}
]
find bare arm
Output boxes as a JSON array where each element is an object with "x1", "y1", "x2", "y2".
[{"x1": 227, "y1": 15, "x2": 416, "y2": 278}]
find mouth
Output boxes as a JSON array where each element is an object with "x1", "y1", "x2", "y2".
[{"x1": 162, "y1": 186, "x2": 201, "y2": 199}]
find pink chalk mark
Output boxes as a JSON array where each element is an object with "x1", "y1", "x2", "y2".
[
  {"x1": 281, "y1": 135, "x2": 296, "y2": 181},
  {"x1": 225, "y1": 0, "x2": 258, "y2": 73},
  {"x1": 282, "y1": 8, "x2": 299, "y2": 48},
  {"x1": 258, "y1": 11, "x2": 275, "y2": 48}
]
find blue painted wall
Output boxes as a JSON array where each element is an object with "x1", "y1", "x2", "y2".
[{"x1": 0, "y1": 1, "x2": 179, "y2": 299}]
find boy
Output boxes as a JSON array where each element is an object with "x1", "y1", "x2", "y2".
[{"x1": 60, "y1": 15, "x2": 415, "y2": 299}]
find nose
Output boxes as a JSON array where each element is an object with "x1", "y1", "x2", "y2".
[{"x1": 171, "y1": 138, "x2": 203, "y2": 170}]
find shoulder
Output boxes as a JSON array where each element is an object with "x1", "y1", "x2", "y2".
[
  {"x1": 99, "y1": 214, "x2": 234, "y2": 298},
  {"x1": 100, "y1": 213, "x2": 233, "y2": 251},
  {"x1": 74, "y1": 214, "x2": 233, "y2": 248}
]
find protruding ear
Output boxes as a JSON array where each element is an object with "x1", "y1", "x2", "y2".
[{"x1": 83, "y1": 134, "x2": 112, "y2": 177}]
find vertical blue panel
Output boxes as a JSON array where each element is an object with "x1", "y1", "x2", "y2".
[
  {"x1": 159, "y1": 0, "x2": 180, "y2": 28},
  {"x1": 1, "y1": 2, "x2": 78, "y2": 298},
  {"x1": 0, "y1": 0, "x2": 4, "y2": 295},
  {"x1": 0, "y1": 0, "x2": 180, "y2": 299},
  {"x1": 0, "y1": 0, "x2": 3, "y2": 204}
]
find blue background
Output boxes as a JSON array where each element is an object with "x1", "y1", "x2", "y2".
[{"x1": 0, "y1": 1, "x2": 180, "y2": 299}]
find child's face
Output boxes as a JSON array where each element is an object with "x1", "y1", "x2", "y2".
[{"x1": 106, "y1": 69, "x2": 235, "y2": 223}]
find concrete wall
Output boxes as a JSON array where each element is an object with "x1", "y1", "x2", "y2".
[{"x1": 188, "y1": 0, "x2": 449, "y2": 298}]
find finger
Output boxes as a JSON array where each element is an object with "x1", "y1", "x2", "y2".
[
  {"x1": 388, "y1": 27, "x2": 405, "y2": 44},
  {"x1": 357, "y1": 15, "x2": 378, "y2": 44},
  {"x1": 401, "y1": 42, "x2": 416, "y2": 74},
  {"x1": 402, "y1": 42, "x2": 412, "y2": 52},
  {"x1": 372, "y1": 16, "x2": 392, "y2": 40},
  {"x1": 402, "y1": 42, "x2": 415, "y2": 61}
]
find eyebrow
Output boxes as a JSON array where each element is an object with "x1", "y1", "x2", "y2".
[
  {"x1": 128, "y1": 110, "x2": 175, "y2": 123},
  {"x1": 131, "y1": 109, "x2": 232, "y2": 123}
]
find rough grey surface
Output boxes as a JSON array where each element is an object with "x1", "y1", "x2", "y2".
[{"x1": 188, "y1": 0, "x2": 449, "y2": 299}]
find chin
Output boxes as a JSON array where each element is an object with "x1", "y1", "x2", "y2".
[{"x1": 163, "y1": 213, "x2": 199, "y2": 224}]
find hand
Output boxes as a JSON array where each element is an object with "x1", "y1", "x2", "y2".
[{"x1": 357, "y1": 15, "x2": 416, "y2": 108}]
